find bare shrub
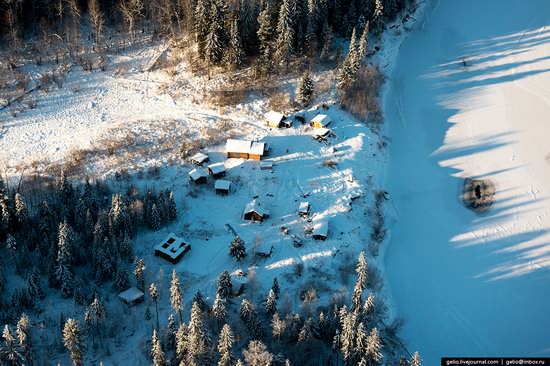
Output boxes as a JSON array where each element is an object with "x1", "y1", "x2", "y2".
[
  {"x1": 293, "y1": 262, "x2": 304, "y2": 277},
  {"x1": 369, "y1": 190, "x2": 387, "y2": 257},
  {"x1": 267, "y1": 90, "x2": 295, "y2": 112},
  {"x1": 340, "y1": 66, "x2": 384, "y2": 124},
  {"x1": 207, "y1": 88, "x2": 248, "y2": 107},
  {"x1": 16, "y1": 73, "x2": 30, "y2": 92}
]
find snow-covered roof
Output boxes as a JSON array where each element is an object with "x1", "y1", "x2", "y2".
[
  {"x1": 265, "y1": 110, "x2": 285, "y2": 125},
  {"x1": 312, "y1": 218, "x2": 329, "y2": 237},
  {"x1": 311, "y1": 114, "x2": 332, "y2": 127},
  {"x1": 298, "y1": 201, "x2": 310, "y2": 214},
  {"x1": 208, "y1": 162, "x2": 226, "y2": 175},
  {"x1": 215, "y1": 180, "x2": 231, "y2": 191},
  {"x1": 119, "y1": 287, "x2": 144, "y2": 303},
  {"x1": 226, "y1": 139, "x2": 265, "y2": 156},
  {"x1": 190, "y1": 152, "x2": 209, "y2": 164},
  {"x1": 189, "y1": 168, "x2": 208, "y2": 181},
  {"x1": 260, "y1": 161, "x2": 273, "y2": 170},
  {"x1": 154, "y1": 233, "x2": 190, "y2": 260},
  {"x1": 243, "y1": 199, "x2": 269, "y2": 217},
  {"x1": 313, "y1": 128, "x2": 331, "y2": 137}
]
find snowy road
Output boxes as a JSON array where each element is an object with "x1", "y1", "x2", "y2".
[{"x1": 385, "y1": 0, "x2": 550, "y2": 362}]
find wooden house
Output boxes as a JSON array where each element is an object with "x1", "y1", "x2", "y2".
[
  {"x1": 189, "y1": 168, "x2": 208, "y2": 184},
  {"x1": 190, "y1": 152, "x2": 209, "y2": 166},
  {"x1": 119, "y1": 287, "x2": 144, "y2": 306},
  {"x1": 226, "y1": 139, "x2": 265, "y2": 160},
  {"x1": 243, "y1": 199, "x2": 269, "y2": 222},
  {"x1": 312, "y1": 218, "x2": 329, "y2": 240},
  {"x1": 207, "y1": 162, "x2": 227, "y2": 178},
  {"x1": 311, "y1": 114, "x2": 332, "y2": 128},
  {"x1": 215, "y1": 180, "x2": 231, "y2": 195},
  {"x1": 154, "y1": 234, "x2": 191, "y2": 264},
  {"x1": 298, "y1": 201, "x2": 310, "y2": 217},
  {"x1": 265, "y1": 111, "x2": 288, "y2": 128}
]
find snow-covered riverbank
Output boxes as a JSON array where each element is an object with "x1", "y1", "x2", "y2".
[{"x1": 384, "y1": 0, "x2": 550, "y2": 362}]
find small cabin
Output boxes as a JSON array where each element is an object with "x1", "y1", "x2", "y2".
[
  {"x1": 312, "y1": 219, "x2": 329, "y2": 240},
  {"x1": 226, "y1": 139, "x2": 265, "y2": 160},
  {"x1": 215, "y1": 180, "x2": 231, "y2": 195},
  {"x1": 265, "y1": 111, "x2": 288, "y2": 128},
  {"x1": 207, "y1": 162, "x2": 227, "y2": 178},
  {"x1": 154, "y1": 233, "x2": 191, "y2": 264},
  {"x1": 313, "y1": 128, "x2": 332, "y2": 141},
  {"x1": 190, "y1": 152, "x2": 209, "y2": 166},
  {"x1": 119, "y1": 287, "x2": 145, "y2": 306},
  {"x1": 298, "y1": 201, "x2": 310, "y2": 217},
  {"x1": 189, "y1": 168, "x2": 208, "y2": 184},
  {"x1": 311, "y1": 114, "x2": 332, "y2": 128},
  {"x1": 295, "y1": 112, "x2": 306, "y2": 124},
  {"x1": 243, "y1": 199, "x2": 269, "y2": 222},
  {"x1": 260, "y1": 162, "x2": 273, "y2": 171}
]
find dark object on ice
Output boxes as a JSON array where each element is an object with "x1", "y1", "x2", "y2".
[
  {"x1": 255, "y1": 245, "x2": 274, "y2": 259},
  {"x1": 462, "y1": 178, "x2": 495, "y2": 213}
]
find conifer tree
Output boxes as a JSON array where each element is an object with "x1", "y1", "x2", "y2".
[
  {"x1": 296, "y1": 71, "x2": 314, "y2": 106},
  {"x1": 56, "y1": 221, "x2": 74, "y2": 297},
  {"x1": 205, "y1": 1, "x2": 225, "y2": 66},
  {"x1": 151, "y1": 329, "x2": 166, "y2": 366},
  {"x1": 85, "y1": 296, "x2": 106, "y2": 345},
  {"x1": 217, "y1": 323, "x2": 234, "y2": 366},
  {"x1": 16, "y1": 313, "x2": 32, "y2": 365},
  {"x1": 14, "y1": 193, "x2": 27, "y2": 228},
  {"x1": 195, "y1": 0, "x2": 211, "y2": 58},
  {"x1": 358, "y1": 21, "x2": 369, "y2": 64},
  {"x1": 275, "y1": 0, "x2": 294, "y2": 67},
  {"x1": 271, "y1": 313, "x2": 284, "y2": 340},
  {"x1": 145, "y1": 304, "x2": 152, "y2": 321},
  {"x1": 134, "y1": 257, "x2": 146, "y2": 290},
  {"x1": 167, "y1": 191, "x2": 177, "y2": 222},
  {"x1": 175, "y1": 323, "x2": 188, "y2": 363},
  {"x1": 265, "y1": 289, "x2": 277, "y2": 315},
  {"x1": 243, "y1": 340, "x2": 273, "y2": 366},
  {"x1": 365, "y1": 327, "x2": 383, "y2": 365},
  {"x1": 225, "y1": 17, "x2": 244, "y2": 70},
  {"x1": 63, "y1": 319, "x2": 85, "y2": 366},
  {"x1": 400, "y1": 356, "x2": 411, "y2": 366},
  {"x1": 355, "y1": 321, "x2": 367, "y2": 359},
  {"x1": 212, "y1": 293, "x2": 227, "y2": 325},
  {"x1": 271, "y1": 277, "x2": 280, "y2": 299},
  {"x1": 187, "y1": 301, "x2": 211, "y2": 365},
  {"x1": 411, "y1": 351, "x2": 422, "y2": 366},
  {"x1": 240, "y1": 0, "x2": 258, "y2": 55},
  {"x1": 356, "y1": 251, "x2": 368, "y2": 291},
  {"x1": 257, "y1": 0, "x2": 274, "y2": 64},
  {"x1": 337, "y1": 28, "x2": 359, "y2": 89},
  {"x1": 3, "y1": 324, "x2": 21, "y2": 365},
  {"x1": 217, "y1": 270, "x2": 233, "y2": 299},
  {"x1": 150, "y1": 203, "x2": 160, "y2": 230},
  {"x1": 342, "y1": 0, "x2": 356, "y2": 36},
  {"x1": 170, "y1": 269, "x2": 184, "y2": 324},
  {"x1": 150, "y1": 283, "x2": 160, "y2": 332},
  {"x1": 120, "y1": 234, "x2": 134, "y2": 262},
  {"x1": 340, "y1": 308, "x2": 356, "y2": 363},
  {"x1": 229, "y1": 236, "x2": 246, "y2": 261}
]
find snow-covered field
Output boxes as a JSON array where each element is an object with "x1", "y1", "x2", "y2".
[{"x1": 385, "y1": 0, "x2": 550, "y2": 362}]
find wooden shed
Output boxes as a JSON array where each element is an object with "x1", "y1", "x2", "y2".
[
  {"x1": 243, "y1": 199, "x2": 269, "y2": 222},
  {"x1": 154, "y1": 234, "x2": 191, "y2": 264},
  {"x1": 208, "y1": 162, "x2": 227, "y2": 178},
  {"x1": 190, "y1": 152, "x2": 209, "y2": 166},
  {"x1": 119, "y1": 287, "x2": 144, "y2": 306},
  {"x1": 311, "y1": 114, "x2": 332, "y2": 128},
  {"x1": 265, "y1": 111, "x2": 288, "y2": 128},
  {"x1": 189, "y1": 168, "x2": 208, "y2": 184},
  {"x1": 215, "y1": 180, "x2": 231, "y2": 195},
  {"x1": 312, "y1": 218, "x2": 329, "y2": 240},
  {"x1": 298, "y1": 201, "x2": 310, "y2": 217}
]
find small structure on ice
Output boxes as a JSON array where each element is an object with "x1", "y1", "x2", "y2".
[
  {"x1": 265, "y1": 111, "x2": 290, "y2": 128},
  {"x1": 243, "y1": 199, "x2": 269, "y2": 222},
  {"x1": 207, "y1": 162, "x2": 227, "y2": 178},
  {"x1": 215, "y1": 180, "x2": 231, "y2": 195},
  {"x1": 226, "y1": 139, "x2": 265, "y2": 160},
  {"x1": 190, "y1": 152, "x2": 209, "y2": 166},
  {"x1": 189, "y1": 168, "x2": 208, "y2": 184},
  {"x1": 312, "y1": 218, "x2": 329, "y2": 240},
  {"x1": 260, "y1": 161, "x2": 273, "y2": 171},
  {"x1": 313, "y1": 128, "x2": 332, "y2": 141},
  {"x1": 119, "y1": 287, "x2": 145, "y2": 306},
  {"x1": 154, "y1": 233, "x2": 191, "y2": 264},
  {"x1": 298, "y1": 201, "x2": 310, "y2": 217},
  {"x1": 311, "y1": 114, "x2": 332, "y2": 128}
]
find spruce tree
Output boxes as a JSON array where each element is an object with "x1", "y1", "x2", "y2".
[
  {"x1": 271, "y1": 313, "x2": 284, "y2": 340},
  {"x1": 175, "y1": 323, "x2": 188, "y2": 363},
  {"x1": 120, "y1": 234, "x2": 134, "y2": 262},
  {"x1": 358, "y1": 21, "x2": 369, "y2": 64},
  {"x1": 217, "y1": 323, "x2": 234, "y2": 366},
  {"x1": 212, "y1": 292, "x2": 227, "y2": 325},
  {"x1": 3, "y1": 324, "x2": 21, "y2": 365},
  {"x1": 151, "y1": 330, "x2": 166, "y2": 366},
  {"x1": 150, "y1": 283, "x2": 160, "y2": 332},
  {"x1": 187, "y1": 301, "x2": 211, "y2": 365},
  {"x1": 134, "y1": 257, "x2": 146, "y2": 290},
  {"x1": 337, "y1": 27, "x2": 359, "y2": 89},
  {"x1": 356, "y1": 251, "x2": 368, "y2": 291},
  {"x1": 14, "y1": 193, "x2": 27, "y2": 228},
  {"x1": 195, "y1": 0, "x2": 211, "y2": 58},
  {"x1": 265, "y1": 289, "x2": 277, "y2": 315},
  {"x1": 16, "y1": 313, "x2": 32, "y2": 365},
  {"x1": 205, "y1": 1, "x2": 225, "y2": 66},
  {"x1": 225, "y1": 17, "x2": 244, "y2": 70},
  {"x1": 271, "y1": 277, "x2": 280, "y2": 299},
  {"x1": 217, "y1": 270, "x2": 233, "y2": 299},
  {"x1": 365, "y1": 327, "x2": 383, "y2": 365},
  {"x1": 275, "y1": 0, "x2": 294, "y2": 67},
  {"x1": 257, "y1": 0, "x2": 273, "y2": 64},
  {"x1": 243, "y1": 340, "x2": 273, "y2": 366},
  {"x1": 411, "y1": 351, "x2": 422, "y2": 366},
  {"x1": 170, "y1": 269, "x2": 183, "y2": 324},
  {"x1": 63, "y1": 319, "x2": 85, "y2": 366},
  {"x1": 167, "y1": 191, "x2": 177, "y2": 222},
  {"x1": 296, "y1": 71, "x2": 314, "y2": 106},
  {"x1": 56, "y1": 221, "x2": 74, "y2": 297},
  {"x1": 150, "y1": 203, "x2": 160, "y2": 230},
  {"x1": 229, "y1": 236, "x2": 246, "y2": 261}
]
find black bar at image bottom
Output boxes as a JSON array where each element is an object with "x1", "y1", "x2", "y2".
[{"x1": 441, "y1": 358, "x2": 550, "y2": 366}]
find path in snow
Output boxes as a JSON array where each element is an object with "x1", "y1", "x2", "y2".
[{"x1": 385, "y1": 0, "x2": 550, "y2": 362}]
